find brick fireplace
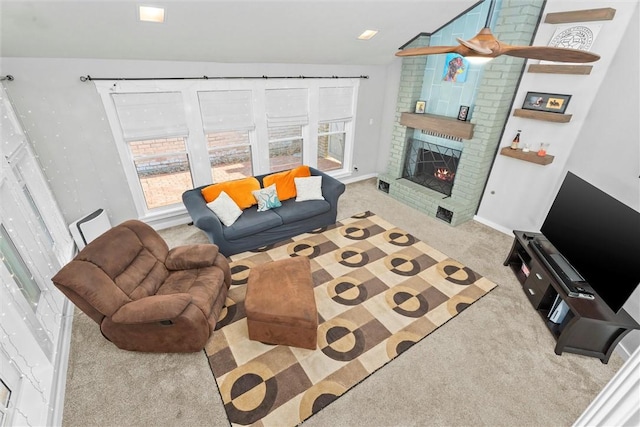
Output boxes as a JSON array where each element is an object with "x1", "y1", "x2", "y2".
[{"x1": 378, "y1": 1, "x2": 542, "y2": 226}]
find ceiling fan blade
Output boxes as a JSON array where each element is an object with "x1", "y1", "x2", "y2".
[
  {"x1": 456, "y1": 37, "x2": 493, "y2": 54},
  {"x1": 500, "y1": 45, "x2": 600, "y2": 63},
  {"x1": 395, "y1": 45, "x2": 459, "y2": 57}
]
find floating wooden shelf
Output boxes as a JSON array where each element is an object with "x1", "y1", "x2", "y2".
[
  {"x1": 545, "y1": 7, "x2": 616, "y2": 24},
  {"x1": 527, "y1": 64, "x2": 593, "y2": 75},
  {"x1": 400, "y1": 112, "x2": 474, "y2": 140},
  {"x1": 500, "y1": 147, "x2": 554, "y2": 165},
  {"x1": 513, "y1": 109, "x2": 572, "y2": 123}
]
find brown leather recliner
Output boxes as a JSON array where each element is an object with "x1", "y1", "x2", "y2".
[{"x1": 52, "y1": 220, "x2": 231, "y2": 352}]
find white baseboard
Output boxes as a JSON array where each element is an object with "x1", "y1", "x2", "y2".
[
  {"x1": 341, "y1": 172, "x2": 378, "y2": 185},
  {"x1": 472, "y1": 215, "x2": 513, "y2": 236},
  {"x1": 142, "y1": 211, "x2": 193, "y2": 231}
]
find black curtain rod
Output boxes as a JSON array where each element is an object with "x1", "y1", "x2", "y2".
[{"x1": 80, "y1": 74, "x2": 368, "y2": 82}]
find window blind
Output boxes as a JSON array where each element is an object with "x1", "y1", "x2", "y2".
[
  {"x1": 112, "y1": 92, "x2": 188, "y2": 141},
  {"x1": 319, "y1": 87, "x2": 354, "y2": 122},
  {"x1": 198, "y1": 90, "x2": 255, "y2": 133},
  {"x1": 265, "y1": 88, "x2": 309, "y2": 126}
]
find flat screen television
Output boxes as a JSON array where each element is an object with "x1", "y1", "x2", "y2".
[{"x1": 540, "y1": 171, "x2": 640, "y2": 313}]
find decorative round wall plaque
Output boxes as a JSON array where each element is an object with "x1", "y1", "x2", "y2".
[{"x1": 547, "y1": 24, "x2": 602, "y2": 52}]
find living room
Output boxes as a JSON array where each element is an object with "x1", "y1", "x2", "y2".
[{"x1": 1, "y1": 0, "x2": 638, "y2": 425}]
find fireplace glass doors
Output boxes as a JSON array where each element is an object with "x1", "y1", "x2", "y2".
[{"x1": 402, "y1": 138, "x2": 461, "y2": 197}]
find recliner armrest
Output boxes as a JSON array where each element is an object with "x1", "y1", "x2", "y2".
[
  {"x1": 165, "y1": 244, "x2": 220, "y2": 270},
  {"x1": 111, "y1": 293, "x2": 192, "y2": 324}
]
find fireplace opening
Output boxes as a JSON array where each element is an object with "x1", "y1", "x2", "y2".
[{"x1": 402, "y1": 138, "x2": 462, "y2": 197}]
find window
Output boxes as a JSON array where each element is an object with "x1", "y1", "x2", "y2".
[
  {"x1": 0, "y1": 86, "x2": 73, "y2": 421},
  {"x1": 268, "y1": 125, "x2": 303, "y2": 172},
  {"x1": 12, "y1": 158, "x2": 54, "y2": 249},
  {"x1": 317, "y1": 121, "x2": 346, "y2": 172},
  {"x1": 0, "y1": 378, "x2": 10, "y2": 426},
  {"x1": 207, "y1": 132, "x2": 253, "y2": 182},
  {"x1": 0, "y1": 224, "x2": 41, "y2": 311},
  {"x1": 318, "y1": 87, "x2": 354, "y2": 173},
  {"x1": 112, "y1": 92, "x2": 191, "y2": 211},
  {"x1": 97, "y1": 79, "x2": 359, "y2": 221},
  {"x1": 128, "y1": 137, "x2": 192, "y2": 209},
  {"x1": 265, "y1": 88, "x2": 309, "y2": 173},
  {"x1": 198, "y1": 90, "x2": 255, "y2": 182}
]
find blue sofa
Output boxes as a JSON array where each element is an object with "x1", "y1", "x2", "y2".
[{"x1": 182, "y1": 167, "x2": 345, "y2": 256}]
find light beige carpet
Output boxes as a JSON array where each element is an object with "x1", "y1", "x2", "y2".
[
  {"x1": 207, "y1": 211, "x2": 497, "y2": 426},
  {"x1": 62, "y1": 178, "x2": 625, "y2": 427}
]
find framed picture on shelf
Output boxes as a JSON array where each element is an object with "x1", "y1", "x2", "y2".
[
  {"x1": 414, "y1": 100, "x2": 426, "y2": 114},
  {"x1": 457, "y1": 105, "x2": 470, "y2": 121},
  {"x1": 522, "y1": 92, "x2": 571, "y2": 114}
]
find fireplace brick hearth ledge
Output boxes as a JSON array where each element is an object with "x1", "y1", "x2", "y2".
[{"x1": 379, "y1": 2, "x2": 543, "y2": 226}]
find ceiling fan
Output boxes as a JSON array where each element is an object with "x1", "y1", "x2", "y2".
[{"x1": 396, "y1": 0, "x2": 600, "y2": 63}]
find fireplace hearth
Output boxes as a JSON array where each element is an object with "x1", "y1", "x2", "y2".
[{"x1": 402, "y1": 138, "x2": 461, "y2": 197}]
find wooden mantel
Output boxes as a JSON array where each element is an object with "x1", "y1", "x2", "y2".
[{"x1": 400, "y1": 112, "x2": 474, "y2": 140}]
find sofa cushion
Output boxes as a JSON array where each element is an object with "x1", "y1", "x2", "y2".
[
  {"x1": 206, "y1": 191, "x2": 243, "y2": 226},
  {"x1": 274, "y1": 198, "x2": 331, "y2": 224},
  {"x1": 262, "y1": 165, "x2": 310, "y2": 201},
  {"x1": 201, "y1": 177, "x2": 260, "y2": 209},
  {"x1": 294, "y1": 176, "x2": 324, "y2": 201},
  {"x1": 252, "y1": 184, "x2": 282, "y2": 212},
  {"x1": 223, "y1": 206, "x2": 283, "y2": 240}
]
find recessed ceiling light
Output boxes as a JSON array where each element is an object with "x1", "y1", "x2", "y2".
[
  {"x1": 358, "y1": 30, "x2": 378, "y2": 40},
  {"x1": 138, "y1": 5, "x2": 165, "y2": 23}
]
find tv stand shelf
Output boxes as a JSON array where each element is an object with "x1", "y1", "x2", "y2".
[{"x1": 504, "y1": 231, "x2": 639, "y2": 363}]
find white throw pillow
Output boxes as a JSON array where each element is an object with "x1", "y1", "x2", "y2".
[
  {"x1": 206, "y1": 191, "x2": 243, "y2": 226},
  {"x1": 294, "y1": 176, "x2": 324, "y2": 202},
  {"x1": 252, "y1": 184, "x2": 282, "y2": 212}
]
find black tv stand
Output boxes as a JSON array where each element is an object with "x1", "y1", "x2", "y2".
[
  {"x1": 504, "y1": 231, "x2": 639, "y2": 363},
  {"x1": 528, "y1": 237, "x2": 594, "y2": 299}
]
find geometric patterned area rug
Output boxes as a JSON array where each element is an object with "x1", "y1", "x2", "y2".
[{"x1": 205, "y1": 211, "x2": 497, "y2": 426}]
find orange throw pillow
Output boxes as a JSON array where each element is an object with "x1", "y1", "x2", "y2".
[
  {"x1": 263, "y1": 165, "x2": 311, "y2": 201},
  {"x1": 201, "y1": 177, "x2": 260, "y2": 209}
]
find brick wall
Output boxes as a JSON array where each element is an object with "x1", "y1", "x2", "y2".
[{"x1": 379, "y1": 0, "x2": 543, "y2": 226}]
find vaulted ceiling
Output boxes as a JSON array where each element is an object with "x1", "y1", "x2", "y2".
[{"x1": 0, "y1": 0, "x2": 480, "y2": 65}]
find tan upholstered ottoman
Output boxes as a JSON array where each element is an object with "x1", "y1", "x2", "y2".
[{"x1": 245, "y1": 256, "x2": 318, "y2": 350}]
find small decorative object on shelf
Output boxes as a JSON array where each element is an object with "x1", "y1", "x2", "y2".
[
  {"x1": 537, "y1": 143, "x2": 549, "y2": 156},
  {"x1": 511, "y1": 130, "x2": 521, "y2": 149},
  {"x1": 457, "y1": 105, "x2": 470, "y2": 121},
  {"x1": 414, "y1": 100, "x2": 426, "y2": 114},
  {"x1": 522, "y1": 144, "x2": 530, "y2": 153}
]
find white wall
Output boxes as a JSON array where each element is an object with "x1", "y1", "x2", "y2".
[
  {"x1": 1, "y1": 58, "x2": 390, "y2": 226},
  {"x1": 376, "y1": 58, "x2": 403, "y2": 173},
  {"x1": 476, "y1": 0, "x2": 640, "y2": 357}
]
